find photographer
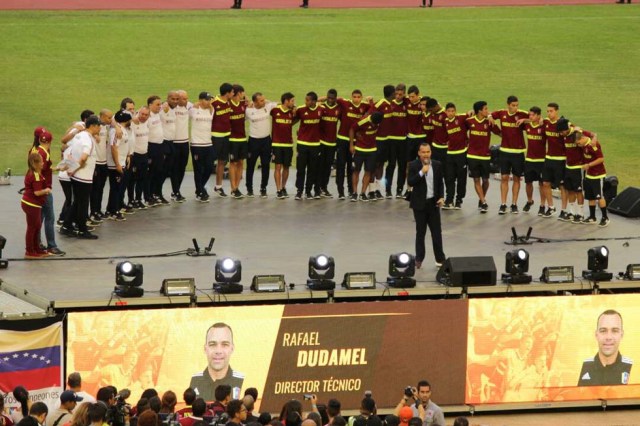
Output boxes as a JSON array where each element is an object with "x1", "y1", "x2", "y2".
[
  {"x1": 98, "y1": 387, "x2": 131, "y2": 426},
  {"x1": 393, "y1": 381, "x2": 444, "y2": 426}
]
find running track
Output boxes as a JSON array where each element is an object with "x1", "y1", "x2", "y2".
[{"x1": 0, "y1": 0, "x2": 616, "y2": 10}]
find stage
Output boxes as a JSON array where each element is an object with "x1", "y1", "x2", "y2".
[{"x1": 0, "y1": 171, "x2": 639, "y2": 314}]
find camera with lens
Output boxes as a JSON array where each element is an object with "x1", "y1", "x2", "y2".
[
  {"x1": 303, "y1": 394, "x2": 313, "y2": 401},
  {"x1": 404, "y1": 386, "x2": 414, "y2": 398},
  {"x1": 107, "y1": 389, "x2": 131, "y2": 426}
]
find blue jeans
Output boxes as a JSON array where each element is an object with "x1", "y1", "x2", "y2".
[{"x1": 41, "y1": 193, "x2": 58, "y2": 249}]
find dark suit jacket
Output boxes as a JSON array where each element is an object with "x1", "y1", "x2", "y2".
[{"x1": 407, "y1": 158, "x2": 444, "y2": 210}]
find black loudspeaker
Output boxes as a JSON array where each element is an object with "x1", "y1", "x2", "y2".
[
  {"x1": 608, "y1": 186, "x2": 640, "y2": 218},
  {"x1": 436, "y1": 256, "x2": 497, "y2": 287}
]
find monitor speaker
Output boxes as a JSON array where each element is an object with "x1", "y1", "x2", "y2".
[
  {"x1": 608, "y1": 186, "x2": 640, "y2": 218},
  {"x1": 436, "y1": 256, "x2": 497, "y2": 287}
]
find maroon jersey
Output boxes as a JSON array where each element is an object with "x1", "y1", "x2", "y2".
[
  {"x1": 388, "y1": 98, "x2": 408, "y2": 139},
  {"x1": 407, "y1": 101, "x2": 424, "y2": 138},
  {"x1": 271, "y1": 106, "x2": 295, "y2": 146},
  {"x1": 296, "y1": 105, "x2": 322, "y2": 145},
  {"x1": 320, "y1": 103, "x2": 340, "y2": 145},
  {"x1": 491, "y1": 109, "x2": 528, "y2": 152},
  {"x1": 524, "y1": 121, "x2": 546, "y2": 162},
  {"x1": 21, "y1": 171, "x2": 46, "y2": 207},
  {"x1": 444, "y1": 115, "x2": 468, "y2": 153},
  {"x1": 543, "y1": 118, "x2": 565, "y2": 159},
  {"x1": 337, "y1": 98, "x2": 371, "y2": 141},
  {"x1": 565, "y1": 128, "x2": 595, "y2": 167},
  {"x1": 229, "y1": 100, "x2": 247, "y2": 142},
  {"x1": 211, "y1": 96, "x2": 232, "y2": 137},
  {"x1": 430, "y1": 108, "x2": 448, "y2": 148},
  {"x1": 32, "y1": 146, "x2": 52, "y2": 189},
  {"x1": 352, "y1": 115, "x2": 379, "y2": 151},
  {"x1": 374, "y1": 99, "x2": 393, "y2": 140},
  {"x1": 423, "y1": 112, "x2": 435, "y2": 144},
  {"x1": 583, "y1": 139, "x2": 606, "y2": 178},
  {"x1": 466, "y1": 116, "x2": 500, "y2": 159}
]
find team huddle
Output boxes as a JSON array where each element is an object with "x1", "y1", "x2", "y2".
[{"x1": 19, "y1": 82, "x2": 611, "y2": 256}]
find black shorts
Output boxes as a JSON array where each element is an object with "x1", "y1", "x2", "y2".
[
  {"x1": 564, "y1": 168, "x2": 584, "y2": 192},
  {"x1": 212, "y1": 136, "x2": 230, "y2": 163},
  {"x1": 376, "y1": 139, "x2": 389, "y2": 164},
  {"x1": 354, "y1": 150, "x2": 376, "y2": 173},
  {"x1": 499, "y1": 151, "x2": 525, "y2": 177},
  {"x1": 229, "y1": 142, "x2": 248, "y2": 161},
  {"x1": 542, "y1": 158, "x2": 565, "y2": 188},
  {"x1": 467, "y1": 157, "x2": 491, "y2": 179},
  {"x1": 524, "y1": 161, "x2": 543, "y2": 184},
  {"x1": 583, "y1": 177, "x2": 603, "y2": 200},
  {"x1": 272, "y1": 146, "x2": 293, "y2": 167},
  {"x1": 431, "y1": 144, "x2": 448, "y2": 163},
  {"x1": 407, "y1": 136, "x2": 425, "y2": 162}
]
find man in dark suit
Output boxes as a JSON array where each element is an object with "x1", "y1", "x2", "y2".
[{"x1": 407, "y1": 143, "x2": 446, "y2": 269}]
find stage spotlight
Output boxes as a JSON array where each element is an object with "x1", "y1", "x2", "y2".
[
  {"x1": 114, "y1": 261, "x2": 144, "y2": 297},
  {"x1": 502, "y1": 249, "x2": 532, "y2": 284},
  {"x1": 387, "y1": 252, "x2": 416, "y2": 288},
  {"x1": 0, "y1": 235, "x2": 7, "y2": 269},
  {"x1": 251, "y1": 275, "x2": 286, "y2": 292},
  {"x1": 214, "y1": 257, "x2": 243, "y2": 293},
  {"x1": 582, "y1": 245, "x2": 613, "y2": 282},
  {"x1": 307, "y1": 254, "x2": 335, "y2": 290},
  {"x1": 623, "y1": 264, "x2": 640, "y2": 281}
]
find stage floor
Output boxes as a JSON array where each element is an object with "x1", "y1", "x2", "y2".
[{"x1": 0, "y1": 171, "x2": 638, "y2": 309}]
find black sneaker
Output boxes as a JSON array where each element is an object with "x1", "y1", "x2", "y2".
[
  {"x1": 510, "y1": 204, "x2": 519, "y2": 214},
  {"x1": 582, "y1": 216, "x2": 597, "y2": 225},
  {"x1": 442, "y1": 202, "x2": 454, "y2": 210},
  {"x1": 246, "y1": 190, "x2": 254, "y2": 198},
  {"x1": 566, "y1": 212, "x2": 575, "y2": 222},
  {"x1": 56, "y1": 219, "x2": 64, "y2": 226},
  {"x1": 478, "y1": 200, "x2": 483, "y2": 210},
  {"x1": 498, "y1": 204, "x2": 508, "y2": 215},
  {"x1": 572, "y1": 214, "x2": 583, "y2": 224},
  {"x1": 338, "y1": 192, "x2": 346, "y2": 200},
  {"x1": 196, "y1": 193, "x2": 210, "y2": 203},
  {"x1": 537, "y1": 206, "x2": 546, "y2": 216},
  {"x1": 350, "y1": 193, "x2": 358, "y2": 202},
  {"x1": 114, "y1": 212, "x2": 126, "y2": 221},
  {"x1": 313, "y1": 191, "x2": 321, "y2": 199},
  {"x1": 385, "y1": 189, "x2": 393, "y2": 199},
  {"x1": 557, "y1": 210, "x2": 569, "y2": 222},
  {"x1": 47, "y1": 247, "x2": 66, "y2": 257},
  {"x1": 368, "y1": 191, "x2": 376, "y2": 201},
  {"x1": 454, "y1": 201, "x2": 462, "y2": 210},
  {"x1": 158, "y1": 196, "x2": 170, "y2": 205},
  {"x1": 122, "y1": 204, "x2": 135, "y2": 214},
  {"x1": 87, "y1": 218, "x2": 101, "y2": 226},
  {"x1": 282, "y1": 189, "x2": 290, "y2": 198},
  {"x1": 375, "y1": 190, "x2": 384, "y2": 200},
  {"x1": 260, "y1": 189, "x2": 267, "y2": 198},
  {"x1": 214, "y1": 187, "x2": 228, "y2": 198},
  {"x1": 135, "y1": 200, "x2": 148, "y2": 210},
  {"x1": 395, "y1": 191, "x2": 404, "y2": 199},
  {"x1": 90, "y1": 213, "x2": 103, "y2": 223},
  {"x1": 306, "y1": 191, "x2": 314, "y2": 200},
  {"x1": 480, "y1": 202, "x2": 489, "y2": 213},
  {"x1": 523, "y1": 201, "x2": 534, "y2": 213},
  {"x1": 170, "y1": 193, "x2": 178, "y2": 201},
  {"x1": 59, "y1": 226, "x2": 75, "y2": 236},
  {"x1": 295, "y1": 191, "x2": 303, "y2": 200},
  {"x1": 175, "y1": 193, "x2": 186, "y2": 203},
  {"x1": 147, "y1": 197, "x2": 160, "y2": 207},
  {"x1": 543, "y1": 207, "x2": 556, "y2": 218},
  {"x1": 359, "y1": 193, "x2": 369, "y2": 202},
  {"x1": 77, "y1": 231, "x2": 98, "y2": 240},
  {"x1": 277, "y1": 190, "x2": 286, "y2": 200},
  {"x1": 232, "y1": 189, "x2": 244, "y2": 199},
  {"x1": 599, "y1": 217, "x2": 611, "y2": 227},
  {"x1": 321, "y1": 189, "x2": 333, "y2": 198},
  {"x1": 97, "y1": 211, "x2": 108, "y2": 219}
]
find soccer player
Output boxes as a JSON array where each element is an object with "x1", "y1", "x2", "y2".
[
  {"x1": 466, "y1": 101, "x2": 500, "y2": 213},
  {"x1": 318, "y1": 89, "x2": 341, "y2": 198},
  {"x1": 522, "y1": 107, "x2": 546, "y2": 215},
  {"x1": 190, "y1": 92, "x2": 215, "y2": 202},
  {"x1": 371, "y1": 85, "x2": 395, "y2": 200},
  {"x1": 171, "y1": 90, "x2": 192, "y2": 202},
  {"x1": 231, "y1": 0, "x2": 242, "y2": 8},
  {"x1": 335, "y1": 90, "x2": 372, "y2": 199},
  {"x1": 421, "y1": 97, "x2": 435, "y2": 148},
  {"x1": 131, "y1": 107, "x2": 151, "y2": 209},
  {"x1": 426, "y1": 98, "x2": 449, "y2": 198},
  {"x1": 271, "y1": 92, "x2": 296, "y2": 199},
  {"x1": 245, "y1": 92, "x2": 277, "y2": 198},
  {"x1": 406, "y1": 86, "x2": 426, "y2": 167},
  {"x1": 147, "y1": 95, "x2": 167, "y2": 206},
  {"x1": 89, "y1": 109, "x2": 113, "y2": 223},
  {"x1": 420, "y1": 0, "x2": 433, "y2": 6},
  {"x1": 385, "y1": 84, "x2": 409, "y2": 199},
  {"x1": 211, "y1": 83, "x2": 235, "y2": 198},
  {"x1": 491, "y1": 96, "x2": 528, "y2": 214},
  {"x1": 557, "y1": 117, "x2": 590, "y2": 223},
  {"x1": 350, "y1": 112, "x2": 384, "y2": 201},
  {"x1": 22, "y1": 152, "x2": 52, "y2": 259},
  {"x1": 229, "y1": 84, "x2": 248, "y2": 199},
  {"x1": 294, "y1": 92, "x2": 322, "y2": 200},
  {"x1": 442, "y1": 103, "x2": 468, "y2": 210},
  {"x1": 161, "y1": 91, "x2": 179, "y2": 204},
  {"x1": 106, "y1": 110, "x2": 133, "y2": 221},
  {"x1": 541, "y1": 102, "x2": 566, "y2": 218},
  {"x1": 576, "y1": 131, "x2": 610, "y2": 226}
]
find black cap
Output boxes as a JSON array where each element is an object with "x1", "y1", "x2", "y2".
[
  {"x1": 85, "y1": 115, "x2": 101, "y2": 127},
  {"x1": 114, "y1": 110, "x2": 132, "y2": 123},
  {"x1": 199, "y1": 91, "x2": 212, "y2": 100},
  {"x1": 556, "y1": 116, "x2": 570, "y2": 133}
]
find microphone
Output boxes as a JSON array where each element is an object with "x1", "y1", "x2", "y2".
[{"x1": 423, "y1": 158, "x2": 431, "y2": 166}]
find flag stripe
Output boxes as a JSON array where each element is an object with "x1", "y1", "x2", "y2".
[
  {"x1": 0, "y1": 366, "x2": 61, "y2": 394},
  {"x1": 0, "y1": 322, "x2": 62, "y2": 353},
  {"x1": 0, "y1": 346, "x2": 61, "y2": 373}
]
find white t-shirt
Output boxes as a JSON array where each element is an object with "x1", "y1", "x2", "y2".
[
  {"x1": 246, "y1": 102, "x2": 277, "y2": 138},
  {"x1": 96, "y1": 124, "x2": 109, "y2": 165},
  {"x1": 107, "y1": 125, "x2": 130, "y2": 169},
  {"x1": 131, "y1": 121, "x2": 149, "y2": 155},
  {"x1": 70, "y1": 132, "x2": 96, "y2": 183},
  {"x1": 174, "y1": 103, "x2": 193, "y2": 142},
  {"x1": 148, "y1": 111, "x2": 163, "y2": 144},
  {"x1": 189, "y1": 106, "x2": 214, "y2": 147},
  {"x1": 161, "y1": 107, "x2": 177, "y2": 141}
]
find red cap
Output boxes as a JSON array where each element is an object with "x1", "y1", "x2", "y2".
[
  {"x1": 399, "y1": 406, "x2": 413, "y2": 423},
  {"x1": 33, "y1": 126, "x2": 48, "y2": 139},
  {"x1": 39, "y1": 130, "x2": 53, "y2": 142}
]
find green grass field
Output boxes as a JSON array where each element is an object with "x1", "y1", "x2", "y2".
[{"x1": 1, "y1": 6, "x2": 638, "y2": 185}]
